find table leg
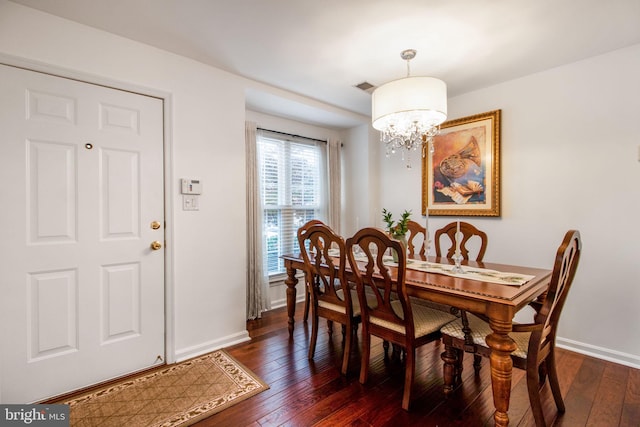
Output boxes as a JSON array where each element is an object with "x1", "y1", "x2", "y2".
[
  {"x1": 485, "y1": 317, "x2": 517, "y2": 427},
  {"x1": 284, "y1": 262, "x2": 298, "y2": 338}
]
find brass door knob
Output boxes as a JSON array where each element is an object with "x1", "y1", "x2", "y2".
[{"x1": 150, "y1": 241, "x2": 162, "y2": 250}]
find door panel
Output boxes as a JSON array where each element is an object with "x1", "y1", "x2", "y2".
[
  {"x1": 100, "y1": 148, "x2": 140, "y2": 238},
  {"x1": 0, "y1": 64, "x2": 165, "y2": 403},
  {"x1": 28, "y1": 269, "x2": 78, "y2": 360},
  {"x1": 28, "y1": 140, "x2": 78, "y2": 243},
  {"x1": 101, "y1": 262, "x2": 141, "y2": 343}
]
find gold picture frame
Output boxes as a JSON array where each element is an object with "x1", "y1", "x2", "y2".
[{"x1": 422, "y1": 110, "x2": 501, "y2": 217}]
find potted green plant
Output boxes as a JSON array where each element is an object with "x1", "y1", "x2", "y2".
[{"x1": 382, "y1": 208, "x2": 411, "y2": 262}]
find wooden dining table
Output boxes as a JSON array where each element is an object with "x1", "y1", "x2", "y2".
[{"x1": 281, "y1": 253, "x2": 552, "y2": 427}]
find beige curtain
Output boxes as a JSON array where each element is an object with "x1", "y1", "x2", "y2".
[
  {"x1": 246, "y1": 121, "x2": 270, "y2": 319},
  {"x1": 327, "y1": 138, "x2": 342, "y2": 234}
]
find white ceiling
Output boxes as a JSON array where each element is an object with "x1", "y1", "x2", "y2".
[{"x1": 10, "y1": 0, "x2": 640, "y2": 128}]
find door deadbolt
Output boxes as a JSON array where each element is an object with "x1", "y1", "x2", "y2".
[{"x1": 151, "y1": 221, "x2": 161, "y2": 230}]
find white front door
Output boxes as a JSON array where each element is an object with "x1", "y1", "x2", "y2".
[{"x1": 0, "y1": 64, "x2": 165, "y2": 403}]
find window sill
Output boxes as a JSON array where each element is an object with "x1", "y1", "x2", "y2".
[{"x1": 268, "y1": 271, "x2": 303, "y2": 287}]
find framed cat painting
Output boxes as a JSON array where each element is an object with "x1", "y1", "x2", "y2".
[{"x1": 422, "y1": 110, "x2": 501, "y2": 217}]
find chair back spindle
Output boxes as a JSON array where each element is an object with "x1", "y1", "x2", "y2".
[
  {"x1": 298, "y1": 219, "x2": 326, "y2": 322},
  {"x1": 406, "y1": 220, "x2": 426, "y2": 257},
  {"x1": 434, "y1": 221, "x2": 488, "y2": 261}
]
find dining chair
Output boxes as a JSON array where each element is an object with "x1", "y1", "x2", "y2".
[
  {"x1": 298, "y1": 219, "x2": 326, "y2": 323},
  {"x1": 345, "y1": 227, "x2": 457, "y2": 410},
  {"x1": 405, "y1": 220, "x2": 453, "y2": 328},
  {"x1": 440, "y1": 230, "x2": 581, "y2": 427},
  {"x1": 434, "y1": 221, "x2": 488, "y2": 261},
  {"x1": 434, "y1": 221, "x2": 489, "y2": 372},
  {"x1": 298, "y1": 222, "x2": 359, "y2": 375},
  {"x1": 406, "y1": 220, "x2": 426, "y2": 257},
  {"x1": 387, "y1": 219, "x2": 427, "y2": 361}
]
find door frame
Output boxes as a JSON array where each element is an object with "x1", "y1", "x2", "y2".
[{"x1": 0, "y1": 53, "x2": 176, "y2": 366}]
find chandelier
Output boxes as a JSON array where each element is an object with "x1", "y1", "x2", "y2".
[{"x1": 371, "y1": 49, "x2": 447, "y2": 168}]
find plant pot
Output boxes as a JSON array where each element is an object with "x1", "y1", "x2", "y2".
[{"x1": 391, "y1": 234, "x2": 407, "y2": 263}]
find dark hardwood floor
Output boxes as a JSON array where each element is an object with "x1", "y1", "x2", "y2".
[{"x1": 195, "y1": 303, "x2": 640, "y2": 427}]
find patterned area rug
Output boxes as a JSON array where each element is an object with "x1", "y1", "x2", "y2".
[{"x1": 64, "y1": 350, "x2": 268, "y2": 426}]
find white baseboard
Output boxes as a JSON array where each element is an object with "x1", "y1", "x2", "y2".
[
  {"x1": 556, "y1": 337, "x2": 640, "y2": 369},
  {"x1": 270, "y1": 295, "x2": 305, "y2": 310},
  {"x1": 174, "y1": 331, "x2": 250, "y2": 362}
]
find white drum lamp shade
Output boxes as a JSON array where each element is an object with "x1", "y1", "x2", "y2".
[{"x1": 372, "y1": 76, "x2": 447, "y2": 134}]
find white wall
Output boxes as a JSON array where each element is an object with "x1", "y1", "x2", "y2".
[
  {"x1": 376, "y1": 43, "x2": 640, "y2": 367},
  {"x1": 342, "y1": 124, "x2": 380, "y2": 235}
]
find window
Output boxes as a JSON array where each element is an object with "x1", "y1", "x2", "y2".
[{"x1": 257, "y1": 131, "x2": 326, "y2": 277}]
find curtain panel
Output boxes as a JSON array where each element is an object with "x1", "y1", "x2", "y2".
[
  {"x1": 327, "y1": 138, "x2": 342, "y2": 234},
  {"x1": 245, "y1": 121, "x2": 270, "y2": 319}
]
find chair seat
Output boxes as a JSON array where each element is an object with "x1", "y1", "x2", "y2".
[
  {"x1": 440, "y1": 313, "x2": 530, "y2": 359},
  {"x1": 318, "y1": 288, "x2": 376, "y2": 317},
  {"x1": 370, "y1": 301, "x2": 457, "y2": 338}
]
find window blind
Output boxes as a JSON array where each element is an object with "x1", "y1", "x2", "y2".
[{"x1": 257, "y1": 133, "x2": 325, "y2": 276}]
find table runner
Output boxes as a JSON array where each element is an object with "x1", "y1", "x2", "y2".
[
  {"x1": 328, "y1": 249, "x2": 534, "y2": 286},
  {"x1": 402, "y1": 258, "x2": 533, "y2": 286}
]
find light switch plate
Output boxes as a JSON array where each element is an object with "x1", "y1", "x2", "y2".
[{"x1": 183, "y1": 195, "x2": 199, "y2": 211}]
